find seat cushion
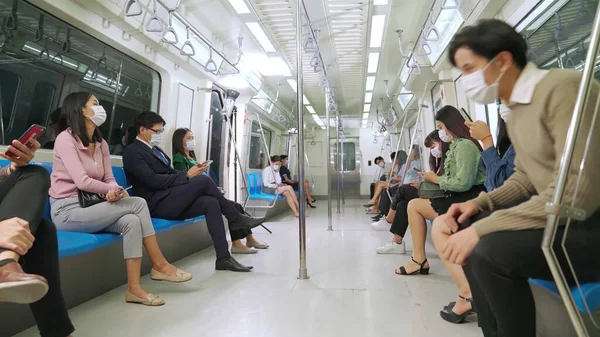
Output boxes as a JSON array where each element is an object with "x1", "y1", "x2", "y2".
[
  {"x1": 57, "y1": 231, "x2": 99, "y2": 258},
  {"x1": 151, "y1": 218, "x2": 180, "y2": 233},
  {"x1": 90, "y1": 233, "x2": 122, "y2": 248},
  {"x1": 112, "y1": 166, "x2": 129, "y2": 189},
  {"x1": 529, "y1": 279, "x2": 600, "y2": 313}
]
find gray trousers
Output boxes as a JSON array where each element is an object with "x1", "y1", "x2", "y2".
[{"x1": 50, "y1": 196, "x2": 156, "y2": 259}]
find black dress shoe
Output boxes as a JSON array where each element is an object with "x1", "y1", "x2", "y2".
[
  {"x1": 215, "y1": 257, "x2": 253, "y2": 272},
  {"x1": 229, "y1": 214, "x2": 265, "y2": 230},
  {"x1": 371, "y1": 213, "x2": 384, "y2": 221}
]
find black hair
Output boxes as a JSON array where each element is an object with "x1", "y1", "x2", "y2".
[
  {"x1": 436, "y1": 106, "x2": 484, "y2": 152},
  {"x1": 172, "y1": 128, "x2": 196, "y2": 161},
  {"x1": 424, "y1": 130, "x2": 450, "y2": 176},
  {"x1": 50, "y1": 107, "x2": 62, "y2": 123},
  {"x1": 448, "y1": 19, "x2": 528, "y2": 69},
  {"x1": 135, "y1": 111, "x2": 166, "y2": 135},
  {"x1": 125, "y1": 125, "x2": 137, "y2": 146},
  {"x1": 395, "y1": 150, "x2": 408, "y2": 168},
  {"x1": 60, "y1": 92, "x2": 103, "y2": 147},
  {"x1": 271, "y1": 155, "x2": 281, "y2": 162},
  {"x1": 496, "y1": 113, "x2": 512, "y2": 158},
  {"x1": 280, "y1": 155, "x2": 289, "y2": 161},
  {"x1": 374, "y1": 156, "x2": 384, "y2": 164},
  {"x1": 390, "y1": 152, "x2": 396, "y2": 160}
]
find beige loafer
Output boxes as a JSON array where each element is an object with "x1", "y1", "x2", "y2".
[
  {"x1": 150, "y1": 268, "x2": 192, "y2": 283},
  {"x1": 125, "y1": 292, "x2": 165, "y2": 306}
]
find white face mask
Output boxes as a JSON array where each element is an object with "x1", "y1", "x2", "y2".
[
  {"x1": 149, "y1": 133, "x2": 163, "y2": 147},
  {"x1": 461, "y1": 57, "x2": 504, "y2": 105},
  {"x1": 273, "y1": 164, "x2": 280, "y2": 171},
  {"x1": 438, "y1": 129, "x2": 454, "y2": 143},
  {"x1": 430, "y1": 146, "x2": 442, "y2": 159},
  {"x1": 88, "y1": 105, "x2": 107, "y2": 127},
  {"x1": 378, "y1": 162, "x2": 385, "y2": 168},
  {"x1": 185, "y1": 140, "x2": 196, "y2": 151},
  {"x1": 499, "y1": 104, "x2": 511, "y2": 122}
]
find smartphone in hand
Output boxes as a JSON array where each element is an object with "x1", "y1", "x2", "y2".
[{"x1": 6, "y1": 125, "x2": 46, "y2": 157}]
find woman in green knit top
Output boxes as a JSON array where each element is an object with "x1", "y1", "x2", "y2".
[
  {"x1": 172, "y1": 128, "x2": 269, "y2": 254},
  {"x1": 396, "y1": 106, "x2": 486, "y2": 276}
]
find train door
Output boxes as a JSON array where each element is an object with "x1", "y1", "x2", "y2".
[{"x1": 330, "y1": 137, "x2": 361, "y2": 199}]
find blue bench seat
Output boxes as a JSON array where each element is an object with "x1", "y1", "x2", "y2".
[
  {"x1": 21, "y1": 162, "x2": 207, "y2": 259},
  {"x1": 530, "y1": 279, "x2": 600, "y2": 313},
  {"x1": 246, "y1": 172, "x2": 284, "y2": 201}
]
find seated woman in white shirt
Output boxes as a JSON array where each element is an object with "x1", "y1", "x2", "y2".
[{"x1": 262, "y1": 155, "x2": 300, "y2": 217}]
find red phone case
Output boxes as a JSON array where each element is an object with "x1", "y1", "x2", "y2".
[{"x1": 5, "y1": 124, "x2": 46, "y2": 157}]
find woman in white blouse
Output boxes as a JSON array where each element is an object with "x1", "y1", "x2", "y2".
[{"x1": 262, "y1": 155, "x2": 299, "y2": 217}]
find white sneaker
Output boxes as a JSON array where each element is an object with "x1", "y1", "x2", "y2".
[
  {"x1": 371, "y1": 218, "x2": 391, "y2": 231},
  {"x1": 376, "y1": 240, "x2": 406, "y2": 255}
]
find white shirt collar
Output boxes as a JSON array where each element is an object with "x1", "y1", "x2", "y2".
[
  {"x1": 136, "y1": 136, "x2": 152, "y2": 149},
  {"x1": 508, "y1": 62, "x2": 549, "y2": 106}
]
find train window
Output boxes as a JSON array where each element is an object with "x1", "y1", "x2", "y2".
[
  {"x1": 338, "y1": 142, "x2": 356, "y2": 171},
  {"x1": 27, "y1": 82, "x2": 55, "y2": 127},
  {"x1": 0, "y1": 70, "x2": 20, "y2": 138},
  {"x1": 0, "y1": 0, "x2": 161, "y2": 152},
  {"x1": 208, "y1": 90, "x2": 223, "y2": 185},
  {"x1": 248, "y1": 121, "x2": 272, "y2": 169}
]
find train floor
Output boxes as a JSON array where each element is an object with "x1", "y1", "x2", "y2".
[{"x1": 15, "y1": 199, "x2": 481, "y2": 337}]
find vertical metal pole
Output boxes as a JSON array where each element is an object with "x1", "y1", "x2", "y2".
[
  {"x1": 107, "y1": 58, "x2": 124, "y2": 146},
  {"x1": 340, "y1": 132, "x2": 345, "y2": 205},
  {"x1": 296, "y1": 0, "x2": 308, "y2": 280},
  {"x1": 206, "y1": 115, "x2": 214, "y2": 178},
  {"x1": 335, "y1": 114, "x2": 341, "y2": 214},
  {"x1": 555, "y1": 40, "x2": 565, "y2": 69},
  {"x1": 326, "y1": 92, "x2": 333, "y2": 231},
  {"x1": 542, "y1": 4, "x2": 600, "y2": 337}
]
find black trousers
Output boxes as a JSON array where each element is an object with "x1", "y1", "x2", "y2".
[
  {"x1": 378, "y1": 186, "x2": 399, "y2": 215},
  {"x1": 389, "y1": 184, "x2": 419, "y2": 237},
  {"x1": 228, "y1": 200, "x2": 251, "y2": 241},
  {"x1": 151, "y1": 175, "x2": 243, "y2": 259},
  {"x1": 463, "y1": 210, "x2": 600, "y2": 337},
  {"x1": 0, "y1": 165, "x2": 74, "y2": 337}
]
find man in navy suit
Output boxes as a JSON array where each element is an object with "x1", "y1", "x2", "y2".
[{"x1": 123, "y1": 112, "x2": 264, "y2": 272}]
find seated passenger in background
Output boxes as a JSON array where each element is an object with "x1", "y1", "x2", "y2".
[
  {"x1": 41, "y1": 107, "x2": 62, "y2": 150},
  {"x1": 0, "y1": 136, "x2": 74, "y2": 336},
  {"x1": 375, "y1": 145, "x2": 423, "y2": 220},
  {"x1": 171, "y1": 128, "x2": 268, "y2": 254},
  {"x1": 364, "y1": 151, "x2": 407, "y2": 213},
  {"x1": 437, "y1": 19, "x2": 600, "y2": 337},
  {"x1": 279, "y1": 154, "x2": 316, "y2": 208},
  {"x1": 123, "y1": 112, "x2": 264, "y2": 272},
  {"x1": 263, "y1": 155, "x2": 300, "y2": 217},
  {"x1": 50, "y1": 92, "x2": 191, "y2": 307},
  {"x1": 373, "y1": 131, "x2": 448, "y2": 255},
  {"x1": 396, "y1": 105, "x2": 485, "y2": 276},
  {"x1": 433, "y1": 107, "x2": 515, "y2": 324}
]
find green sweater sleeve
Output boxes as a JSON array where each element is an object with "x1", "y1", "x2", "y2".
[
  {"x1": 439, "y1": 140, "x2": 481, "y2": 192},
  {"x1": 172, "y1": 154, "x2": 189, "y2": 172}
]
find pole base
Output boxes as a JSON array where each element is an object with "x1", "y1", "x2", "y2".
[{"x1": 298, "y1": 269, "x2": 309, "y2": 280}]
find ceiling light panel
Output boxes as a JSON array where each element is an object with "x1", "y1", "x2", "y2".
[
  {"x1": 368, "y1": 52, "x2": 380, "y2": 73},
  {"x1": 370, "y1": 15, "x2": 386, "y2": 48},
  {"x1": 246, "y1": 22, "x2": 276, "y2": 53},
  {"x1": 364, "y1": 104, "x2": 371, "y2": 112},
  {"x1": 366, "y1": 76, "x2": 376, "y2": 91},
  {"x1": 365, "y1": 92, "x2": 373, "y2": 102},
  {"x1": 226, "y1": 0, "x2": 251, "y2": 13},
  {"x1": 373, "y1": 0, "x2": 388, "y2": 4},
  {"x1": 307, "y1": 106, "x2": 317, "y2": 114}
]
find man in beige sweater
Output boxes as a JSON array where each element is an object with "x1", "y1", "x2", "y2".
[{"x1": 437, "y1": 19, "x2": 600, "y2": 337}]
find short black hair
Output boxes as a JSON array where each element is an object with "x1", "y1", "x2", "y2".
[
  {"x1": 449, "y1": 19, "x2": 528, "y2": 69},
  {"x1": 271, "y1": 155, "x2": 281, "y2": 162},
  {"x1": 390, "y1": 152, "x2": 396, "y2": 160},
  {"x1": 374, "y1": 156, "x2": 384, "y2": 163},
  {"x1": 135, "y1": 111, "x2": 166, "y2": 135},
  {"x1": 50, "y1": 107, "x2": 62, "y2": 123},
  {"x1": 280, "y1": 154, "x2": 288, "y2": 160}
]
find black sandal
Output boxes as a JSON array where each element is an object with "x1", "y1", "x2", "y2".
[
  {"x1": 395, "y1": 256, "x2": 430, "y2": 275},
  {"x1": 440, "y1": 295, "x2": 473, "y2": 324}
]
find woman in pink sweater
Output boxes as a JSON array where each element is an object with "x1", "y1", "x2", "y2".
[{"x1": 49, "y1": 92, "x2": 191, "y2": 306}]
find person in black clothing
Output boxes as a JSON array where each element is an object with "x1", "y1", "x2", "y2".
[
  {"x1": 41, "y1": 108, "x2": 62, "y2": 150},
  {"x1": 0, "y1": 137, "x2": 74, "y2": 337},
  {"x1": 279, "y1": 155, "x2": 316, "y2": 208},
  {"x1": 122, "y1": 112, "x2": 265, "y2": 272}
]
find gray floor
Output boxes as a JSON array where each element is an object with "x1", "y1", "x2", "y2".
[{"x1": 14, "y1": 199, "x2": 482, "y2": 337}]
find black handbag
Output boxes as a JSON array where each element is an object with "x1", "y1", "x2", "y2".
[
  {"x1": 77, "y1": 189, "x2": 106, "y2": 208},
  {"x1": 417, "y1": 181, "x2": 448, "y2": 199}
]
